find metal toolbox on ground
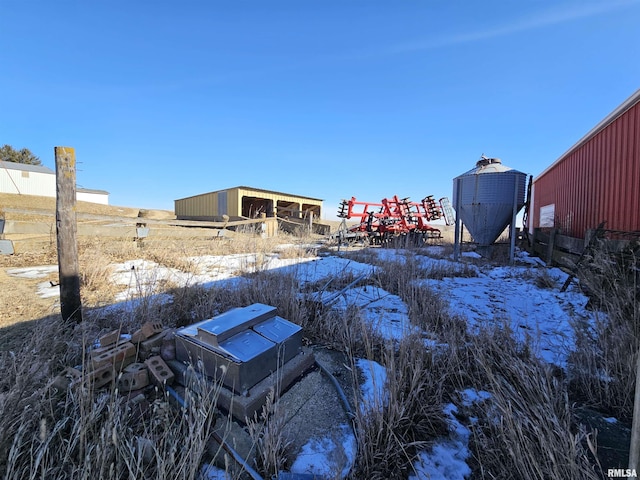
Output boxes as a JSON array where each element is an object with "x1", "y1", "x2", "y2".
[
  {"x1": 175, "y1": 329, "x2": 277, "y2": 394},
  {"x1": 252, "y1": 315, "x2": 302, "y2": 365},
  {"x1": 175, "y1": 303, "x2": 302, "y2": 394}
]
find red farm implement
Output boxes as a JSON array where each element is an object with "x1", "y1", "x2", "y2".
[{"x1": 336, "y1": 195, "x2": 453, "y2": 245}]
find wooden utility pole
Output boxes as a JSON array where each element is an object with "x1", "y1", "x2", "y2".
[{"x1": 55, "y1": 146, "x2": 83, "y2": 323}]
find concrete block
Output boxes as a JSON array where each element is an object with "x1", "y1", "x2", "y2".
[
  {"x1": 91, "y1": 342, "x2": 136, "y2": 369},
  {"x1": 131, "y1": 321, "x2": 164, "y2": 343},
  {"x1": 145, "y1": 355, "x2": 175, "y2": 386},
  {"x1": 130, "y1": 329, "x2": 145, "y2": 344},
  {"x1": 142, "y1": 321, "x2": 164, "y2": 337},
  {"x1": 89, "y1": 339, "x2": 129, "y2": 360},
  {"x1": 117, "y1": 363, "x2": 150, "y2": 392},
  {"x1": 99, "y1": 329, "x2": 122, "y2": 347},
  {"x1": 139, "y1": 333, "x2": 165, "y2": 356},
  {"x1": 86, "y1": 363, "x2": 115, "y2": 389}
]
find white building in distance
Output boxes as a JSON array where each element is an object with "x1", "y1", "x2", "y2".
[{"x1": 0, "y1": 161, "x2": 109, "y2": 205}]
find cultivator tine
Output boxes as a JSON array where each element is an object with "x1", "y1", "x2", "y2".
[
  {"x1": 337, "y1": 200, "x2": 349, "y2": 219},
  {"x1": 337, "y1": 193, "x2": 444, "y2": 246}
]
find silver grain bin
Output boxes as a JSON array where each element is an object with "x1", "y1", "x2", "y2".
[{"x1": 453, "y1": 157, "x2": 527, "y2": 257}]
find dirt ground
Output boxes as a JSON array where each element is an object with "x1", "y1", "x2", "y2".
[
  {"x1": 0, "y1": 194, "x2": 173, "y2": 328},
  {"x1": 0, "y1": 192, "x2": 173, "y2": 219},
  {"x1": 0, "y1": 266, "x2": 58, "y2": 326}
]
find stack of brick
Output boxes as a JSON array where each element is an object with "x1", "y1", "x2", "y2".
[{"x1": 50, "y1": 321, "x2": 176, "y2": 395}]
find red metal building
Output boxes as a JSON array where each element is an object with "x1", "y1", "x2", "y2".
[{"x1": 529, "y1": 88, "x2": 640, "y2": 238}]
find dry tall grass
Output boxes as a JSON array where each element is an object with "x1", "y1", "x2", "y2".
[
  {"x1": 568, "y1": 240, "x2": 640, "y2": 421},
  {"x1": 0, "y1": 235, "x2": 608, "y2": 479},
  {"x1": 466, "y1": 326, "x2": 600, "y2": 480}
]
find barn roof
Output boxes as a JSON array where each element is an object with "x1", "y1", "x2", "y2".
[
  {"x1": 176, "y1": 186, "x2": 323, "y2": 202},
  {"x1": 536, "y1": 88, "x2": 640, "y2": 181},
  {"x1": 0, "y1": 161, "x2": 55, "y2": 174}
]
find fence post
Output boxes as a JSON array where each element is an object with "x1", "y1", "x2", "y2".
[
  {"x1": 55, "y1": 146, "x2": 83, "y2": 323},
  {"x1": 546, "y1": 228, "x2": 557, "y2": 265}
]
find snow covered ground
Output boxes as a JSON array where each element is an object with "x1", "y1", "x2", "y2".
[{"x1": 8, "y1": 245, "x2": 598, "y2": 479}]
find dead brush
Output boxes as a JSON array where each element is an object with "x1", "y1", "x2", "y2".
[
  {"x1": 246, "y1": 390, "x2": 292, "y2": 477},
  {"x1": 211, "y1": 269, "x2": 304, "y2": 325},
  {"x1": 369, "y1": 255, "x2": 464, "y2": 333},
  {"x1": 466, "y1": 326, "x2": 600, "y2": 480},
  {"x1": 78, "y1": 237, "x2": 140, "y2": 264},
  {"x1": 371, "y1": 256, "x2": 429, "y2": 295},
  {"x1": 0, "y1": 316, "x2": 223, "y2": 480},
  {"x1": 350, "y1": 332, "x2": 448, "y2": 480},
  {"x1": 533, "y1": 268, "x2": 557, "y2": 289},
  {"x1": 303, "y1": 270, "x2": 371, "y2": 295},
  {"x1": 568, "y1": 242, "x2": 640, "y2": 421},
  {"x1": 79, "y1": 245, "x2": 119, "y2": 305},
  {"x1": 338, "y1": 248, "x2": 381, "y2": 266},
  {"x1": 421, "y1": 260, "x2": 479, "y2": 280},
  {"x1": 161, "y1": 283, "x2": 220, "y2": 328},
  {"x1": 143, "y1": 245, "x2": 202, "y2": 276},
  {"x1": 275, "y1": 243, "x2": 319, "y2": 260}
]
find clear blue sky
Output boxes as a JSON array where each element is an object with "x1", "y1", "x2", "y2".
[{"x1": 2, "y1": 1, "x2": 639, "y2": 219}]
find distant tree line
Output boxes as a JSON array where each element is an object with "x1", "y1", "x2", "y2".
[{"x1": 0, "y1": 144, "x2": 41, "y2": 165}]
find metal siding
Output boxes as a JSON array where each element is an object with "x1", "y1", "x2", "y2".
[
  {"x1": 632, "y1": 109, "x2": 640, "y2": 230},
  {"x1": 0, "y1": 170, "x2": 56, "y2": 196},
  {"x1": 586, "y1": 145, "x2": 596, "y2": 233},
  {"x1": 77, "y1": 191, "x2": 109, "y2": 205},
  {"x1": 230, "y1": 188, "x2": 241, "y2": 216},
  {"x1": 533, "y1": 100, "x2": 640, "y2": 238},
  {"x1": 175, "y1": 192, "x2": 218, "y2": 217},
  {"x1": 217, "y1": 191, "x2": 227, "y2": 216}
]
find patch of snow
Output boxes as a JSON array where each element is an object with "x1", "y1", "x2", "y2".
[
  {"x1": 462, "y1": 251, "x2": 482, "y2": 259},
  {"x1": 289, "y1": 423, "x2": 356, "y2": 479},
  {"x1": 420, "y1": 265, "x2": 594, "y2": 365},
  {"x1": 460, "y1": 388, "x2": 491, "y2": 406},
  {"x1": 515, "y1": 249, "x2": 547, "y2": 266},
  {"x1": 281, "y1": 256, "x2": 373, "y2": 286},
  {"x1": 357, "y1": 358, "x2": 388, "y2": 413},
  {"x1": 110, "y1": 259, "x2": 186, "y2": 299},
  {"x1": 411, "y1": 403, "x2": 472, "y2": 480},
  {"x1": 200, "y1": 464, "x2": 231, "y2": 479},
  {"x1": 422, "y1": 245, "x2": 447, "y2": 257},
  {"x1": 604, "y1": 417, "x2": 618, "y2": 424},
  {"x1": 111, "y1": 292, "x2": 174, "y2": 308},
  {"x1": 36, "y1": 281, "x2": 60, "y2": 299},
  {"x1": 7, "y1": 265, "x2": 57, "y2": 279},
  {"x1": 411, "y1": 389, "x2": 491, "y2": 480},
  {"x1": 318, "y1": 285, "x2": 415, "y2": 340}
]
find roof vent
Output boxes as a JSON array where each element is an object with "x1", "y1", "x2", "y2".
[{"x1": 476, "y1": 155, "x2": 502, "y2": 168}]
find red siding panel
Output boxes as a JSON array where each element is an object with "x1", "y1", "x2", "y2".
[{"x1": 533, "y1": 97, "x2": 640, "y2": 238}]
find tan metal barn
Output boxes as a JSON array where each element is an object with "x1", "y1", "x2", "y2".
[{"x1": 174, "y1": 186, "x2": 323, "y2": 222}]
